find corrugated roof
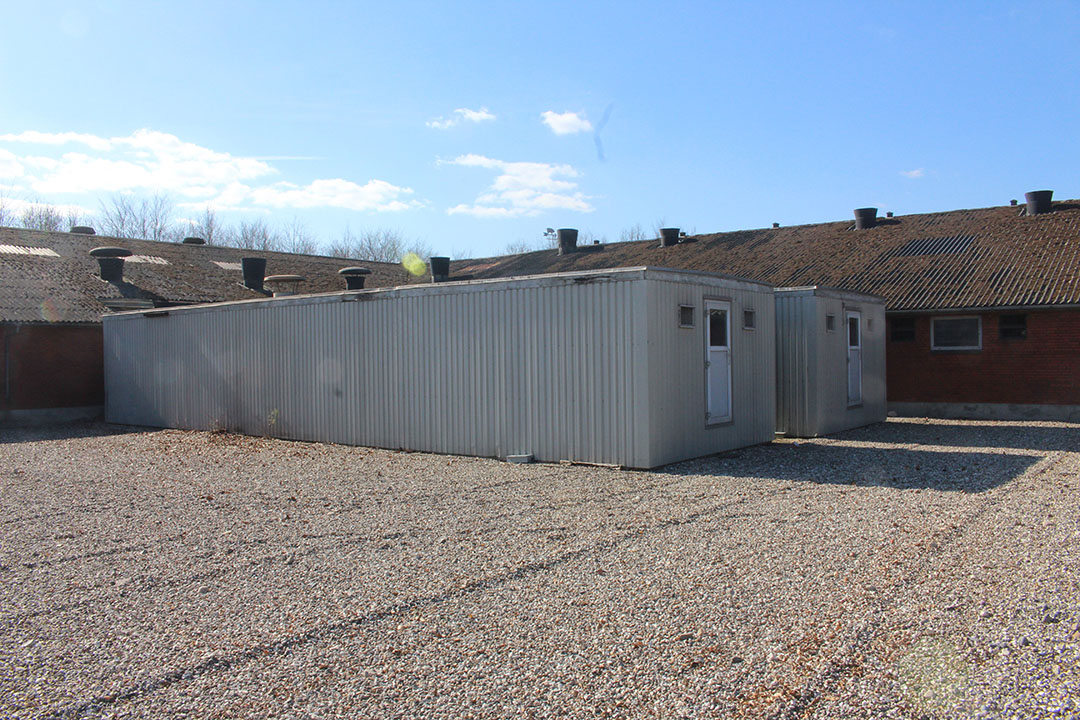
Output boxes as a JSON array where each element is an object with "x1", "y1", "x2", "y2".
[
  {"x1": 452, "y1": 202, "x2": 1080, "y2": 312},
  {"x1": 0, "y1": 227, "x2": 418, "y2": 323}
]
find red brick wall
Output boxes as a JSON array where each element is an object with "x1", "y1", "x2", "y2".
[
  {"x1": 887, "y1": 309, "x2": 1080, "y2": 405},
  {"x1": 1, "y1": 324, "x2": 104, "y2": 411}
]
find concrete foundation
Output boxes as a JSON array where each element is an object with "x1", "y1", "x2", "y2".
[{"x1": 889, "y1": 402, "x2": 1080, "y2": 423}]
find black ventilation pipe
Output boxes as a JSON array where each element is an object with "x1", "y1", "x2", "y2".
[
  {"x1": 853, "y1": 207, "x2": 878, "y2": 229},
  {"x1": 429, "y1": 256, "x2": 450, "y2": 283},
  {"x1": 241, "y1": 257, "x2": 267, "y2": 291},
  {"x1": 1025, "y1": 190, "x2": 1053, "y2": 215},
  {"x1": 71, "y1": 226, "x2": 96, "y2": 235},
  {"x1": 89, "y1": 246, "x2": 132, "y2": 282},
  {"x1": 556, "y1": 228, "x2": 578, "y2": 255},
  {"x1": 182, "y1": 236, "x2": 206, "y2": 245},
  {"x1": 338, "y1": 266, "x2": 372, "y2": 290},
  {"x1": 659, "y1": 228, "x2": 681, "y2": 247}
]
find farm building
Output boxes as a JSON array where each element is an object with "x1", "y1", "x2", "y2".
[
  {"x1": 774, "y1": 287, "x2": 887, "y2": 437},
  {"x1": 104, "y1": 267, "x2": 777, "y2": 469},
  {"x1": 454, "y1": 192, "x2": 1080, "y2": 421},
  {"x1": 0, "y1": 225, "x2": 408, "y2": 424}
]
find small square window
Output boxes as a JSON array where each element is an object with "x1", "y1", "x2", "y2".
[
  {"x1": 678, "y1": 304, "x2": 695, "y2": 328},
  {"x1": 1000, "y1": 314, "x2": 1027, "y2": 339},
  {"x1": 825, "y1": 314, "x2": 837, "y2": 332},
  {"x1": 743, "y1": 309, "x2": 756, "y2": 329},
  {"x1": 891, "y1": 317, "x2": 915, "y2": 342}
]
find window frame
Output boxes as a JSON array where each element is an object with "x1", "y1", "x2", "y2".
[
  {"x1": 742, "y1": 309, "x2": 756, "y2": 330},
  {"x1": 999, "y1": 313, "x2": 1027, "y2": 340},
  {"x1": 931, "y1": 316, "x2": 982, "y2": 351},
  {"x1": 678, "y1": 304, "x2": 696, "y2": 328}
]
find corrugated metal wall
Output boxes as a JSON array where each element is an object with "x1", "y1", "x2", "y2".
[
  {"x1": 107, "y1": 270, "x2": 655, "y2": 466},
  {"x1": 643, "y1": 274, "x2": 777, "y2": 466},
  {"x1": 775, "y1": 288, "x2": 887, "y2": 437}
]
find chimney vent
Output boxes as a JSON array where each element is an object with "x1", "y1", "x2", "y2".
[
  {"x1": 853, "y1": 207, "x2": 878, "y2": 230},
  {"x1": 1010, "y1": 199, "x2": 1018, "y2": 206},
  {"x1": 71, "y1": 226, "x2": 96, "y2": 235},
  {"x1": 182, "y1": 236, "x2": 206, "y2": 245},
  {"x1": 338, "y1": 266, "x2": 372, "y2": 290},
  {"x1": 886, "y1": 211, "x2": 894, "y2": 218},
  {"x1": 89, "y1": 246, "x2": 132, "y2": 282},
  {"x1": 772, "y1": 222, "x2": 780, "y2": 228},
  {"x1": 241, "y1": 257, "x2": 267, "y2": 292},
  {"x1": 1025, "y1": 190, "x2": 1053, "y2": 216},
  {"x1": 659, "y1": 228, "x2": 680, "y2": 247},
  {"x1": 429, "y1": 256, "x2": 451, "y2": 283},
  {"x1": 556, "y1": 228, "x2": 578, "y2": 255},
  {"x1": 263, "y1": 274, "x2": 305, "y2": 297}
]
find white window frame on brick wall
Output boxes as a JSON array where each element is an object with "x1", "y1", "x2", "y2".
[{"x1": 931, "y1": 316, "x2": 982, "y2": 351}]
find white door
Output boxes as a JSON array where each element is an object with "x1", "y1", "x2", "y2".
[
  {"x1": 705, "y1": 301, "x2": 732, "y2": 423},
  {"x1": 846, "y1": 311, "x2": 862, "y2": 406}
]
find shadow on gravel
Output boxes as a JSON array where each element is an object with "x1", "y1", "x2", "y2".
[
  {"x1": 659, "y1": 443, "x2": 1042, "y2": 493},
  {"x1": 0, "y1": 421, "x2": 148, "y2": 445},
  {"x1": 843, "y1": 418, "x2": 1080, "y2": 453}
]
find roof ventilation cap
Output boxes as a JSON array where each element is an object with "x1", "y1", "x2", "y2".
[
  {"x1": 556, "y1": 228, "x2": 578, "y2": 255},
  {"x1": 89, "y1": 246, "x2": 132, "y2": 283},
  {"x1": 853, "y1": 207, "x2": 878, "y2": 230},
  {"x1": 772, "y1": 222, "x2": 780, "y2": 228},
  {"x1": 659, "y1": 227, "x2": 680, "y2": 247},
  {"x1": 241, "y1": 257, "x2": 267, "y2": 292},
  {"x1": 71, "y1": 226, "x2": 96, "y2": 235},
  {"x1": 1010, "y1": 199, "x2": 1018, "y2": 206},
  {"x1": 339, "y1": 266, "x2": 372, "y2": 290},
  {"x1": 182, "y1": 236, "x2": 206, "y2": 245},
  {"x1": 264, "y1": 274, "x2": 305, "y2": 297},
  {"x1": 429, "y1": 256, "x2": 451, "y2": 283},
  {"x1": 1025, "y1": 190, "x2": 1053, "y2": 216}
]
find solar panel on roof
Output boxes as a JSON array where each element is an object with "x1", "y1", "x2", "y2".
[{"x1": 890, "y1": 233, "x2": 976, "y2": 257}]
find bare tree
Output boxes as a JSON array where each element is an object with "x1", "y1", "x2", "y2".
[
  {"x1": 184, "y1": 205, "x2": 223, "y2": 245},
  {"x1": 98, "y1": 194, "x2": 176, "y2": 241},
  {"x1": 327, "y1": 227, "x2": 430, "y2": 263},
  {"x1": 503, "y1": 239, "x2": 536, "y2": 254},
  {"x1": 19, "y1": 202, "x2": 68, "y2": 232},
  {"x1": 619, "y1": 223, "x2": 647, "y2": 243},
  {"x1": 0, "y1": 192, "x2": 13, "y2": 227},
  {"x1": 234, "y1": 218, "x2": 283, "y2": 251},
  {"x1": 281, "y1": 217, "x2": 318, "y2": 255}
]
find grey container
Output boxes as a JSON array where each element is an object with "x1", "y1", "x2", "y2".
[
  {"x1": 104, "y1": 267, "x2": 776, "y2": 468},
  {"x1": 775, "y1": 287, "x2": 886, "y2": 437}
]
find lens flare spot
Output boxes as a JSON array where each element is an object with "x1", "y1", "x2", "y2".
[
  {"x1": 40, "y1": 298, "x2": 60, "y2": 323},
  {"x1": 402, "y1": 252, "x2": 426, "y2": 277}
]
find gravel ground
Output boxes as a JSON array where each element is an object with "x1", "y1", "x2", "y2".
[{"x1": 1, "y1": 417, "x2": 1078, "y2": 719}]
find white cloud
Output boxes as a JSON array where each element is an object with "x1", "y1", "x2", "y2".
[
  {"x1": 0, "y1": 149, "x2": 25, "y2": 178},
  {"x1": 541, "y1": 111, "x2": 592, "y2": 135},
  {"x1": 442, "y1": 154, "x2": 593, "y2": 218},
  {"x1": 248, "y1": 178, "x2": 417, "y2": 212},
  {"x1": 900, "y1": 168, "x2": 925, "y2": 179},
  {"x1": 0, "y1": 131, "x2": 114, "y2": 151},
  {"x1": 426, "y1": 107, "x2": 496, "y2": 129},
  {"x1": 0, "y1": 129, "x2": 417, "y2": 214}
]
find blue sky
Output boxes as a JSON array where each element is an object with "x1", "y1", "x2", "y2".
[{"x1": 1, "y1": 1, "x2": 1078, "y2": 258}]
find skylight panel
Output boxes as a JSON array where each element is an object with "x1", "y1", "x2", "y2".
[
  {"x1": 0, "y1": 244, "x2": 60, "y2": 257},
  {"x1": 126, "y1": 255, "x2": 169, "y2": 264},
  {"x1": 213, "y1": 261, "x2": 243, "y2": 270},
  {"x1": 892, "y1": 234, "x2": 976, "y2": 257}
]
